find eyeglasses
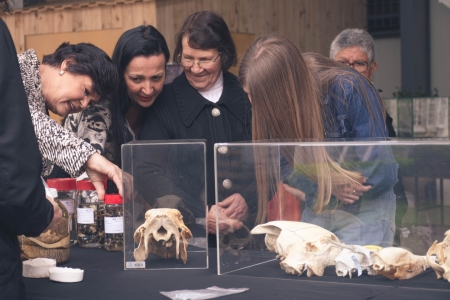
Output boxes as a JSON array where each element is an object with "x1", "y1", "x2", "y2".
[
  {"x1": 179, "y1": 52, "x2": 221, "y2": 68},
  {"x1": 337, "y1": 60, "x2": 370, "y2": 72}
]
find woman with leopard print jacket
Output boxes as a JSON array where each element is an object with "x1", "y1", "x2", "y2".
[{"x1": 17, "y1": 42, "x2": 124, "y2": 198}]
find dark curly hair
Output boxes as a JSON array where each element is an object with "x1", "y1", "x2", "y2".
[{"x1": 42, "y1": 42, "x2": 119, "y2": 100}]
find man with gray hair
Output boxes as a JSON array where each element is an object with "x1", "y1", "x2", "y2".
[
  {"x1": 330, "y1": 28, "x2": 408, "y2": 241},
  {"x1": 330, "y1": 28, "x2": 378, "y2": 82},
  {"x1": 330, "y1": 28, "x2": 396, "y2": 137}
]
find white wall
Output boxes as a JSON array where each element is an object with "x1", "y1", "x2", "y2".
[
  {"x1": 430, "y1": 0, "x2": 450, "y2": 97},
  {"x1": 372, "y1": 37, "x2": 402, "y2": 99}
]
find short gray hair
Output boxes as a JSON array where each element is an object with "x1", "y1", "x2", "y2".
[{"x1": 330, "y1": 28, "x2": 375, "y2": 62}]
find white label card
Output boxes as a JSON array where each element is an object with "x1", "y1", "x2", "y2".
[
  {"x1": 126, "y1": 261, "x2": 145, "y2": 269},
  {"x1": 104, "y1": 217, "x2": 123, "y2": 233},
  {"x1": 60, "y1": 200, "x2": 75, "y2": 214},
  {"x1": 77, "y1": 208, "x2": 94, "y2": 224}
]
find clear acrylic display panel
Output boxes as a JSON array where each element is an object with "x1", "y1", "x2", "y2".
[
  {"x1": 384, "y1": 97, "x2": 449, "y2": 137},
  {"x1": 215, "y1": 140, "x2": 450, "y2": 280},
  {"x1": 122, "y1": 141, "x2": 208, "y2": 270}
]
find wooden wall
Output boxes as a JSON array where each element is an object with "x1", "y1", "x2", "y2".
[
  {"x1": 3, "y1": 0, "x2": 366, "y2": 58},
  {"x1": 155, "y1": 0, "x2": 367, "y2": 57},
  {"x1": 3, "y1": 0, "x2": 157, "y2": 54}
]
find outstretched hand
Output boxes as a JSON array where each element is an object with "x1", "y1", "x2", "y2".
[{"x1": 84, "y1": 153, "x2": 123, "y2": 201}]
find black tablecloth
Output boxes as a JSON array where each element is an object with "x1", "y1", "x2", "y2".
[{"x1": 24, "y1": 246, "x2": 450, "y2": 300}]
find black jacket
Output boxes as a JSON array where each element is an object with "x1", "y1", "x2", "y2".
[
  {"x1": 137, "y1": 71, "x2": 254, "y2": 219},
  {"x1": 0, "y1": 19, "x2": 53, "y2": 299}
]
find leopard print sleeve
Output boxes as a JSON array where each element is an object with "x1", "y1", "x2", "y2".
[
  {"x1": 64, "y1": 100, "x2": 116, "y2": 163},
  {"x1": 18, "y1": 49, "x2": 97, "y2": 178}
]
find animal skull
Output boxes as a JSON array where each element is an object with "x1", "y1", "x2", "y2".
[
  {"x1": 426, "y1": 229, "x2": 450, "y2": 282},
  {"x1": 372, "y1": 247, "x2": 429, "y2": 280},
  {"x1": 133, "y1": 208, "x2": 192, "y2": 264},
  {"x1": 324, "y1": 239, "x2": 376, "y2": 278},
  {"x1": 251, "y1": 221, "x2": 342, "y2": 276}
]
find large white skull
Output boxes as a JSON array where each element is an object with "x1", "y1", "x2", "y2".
[
  {"x1": 426, "y1": 229, "x2": 450, "y2": 282},
  {"x1": 331, "y1": 241, "x2": 377, "y2": 278},
  {"x1": 372, "y1": 247, "x2": 429, "y2": 280},
  {"x1": 251, "y1": 221, "x2": 342, "y2": 276},
  {"x1": 133, "y1": 208, "x2": 192, "y2": 264}
]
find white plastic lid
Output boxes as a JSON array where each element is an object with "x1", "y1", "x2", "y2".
[
  {"x1": 22, "y1": 258, "x2": 56, "y2": 278},
  {"x1": 49, "y1": 267, "x2": 84, "y2": 283},
  {"x1": 48, "y1": 188, "x2": 58, "y2": 199}
]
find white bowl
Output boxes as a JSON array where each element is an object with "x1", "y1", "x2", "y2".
[{"x1": 48, "y1": 267, "x2": 84, "y2": 283}]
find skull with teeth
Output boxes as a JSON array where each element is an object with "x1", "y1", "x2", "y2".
[
  {"x1": 323, "y1": 239, "x2": 377, "y2": 278},
  {"x1": 372, "y1": 247, "x2": 430, "y2": 280},
  {"x1": 133, "y1": 208, "x2": 192, "y2": 264},
  {"x1": 426, "y1": 229, "x2": 450, "y2": 282},
  {"x1": 251, "y1": 221, "x2": 342, "y2": 276}
]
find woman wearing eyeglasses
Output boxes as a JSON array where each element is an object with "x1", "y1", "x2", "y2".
[{"x1": 138, "y1": 11, "x2": 254, "y2": 241}]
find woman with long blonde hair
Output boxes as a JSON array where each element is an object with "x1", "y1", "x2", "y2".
[{"x1": 239, "y1": 35, "x2": 397, "y2": 246}]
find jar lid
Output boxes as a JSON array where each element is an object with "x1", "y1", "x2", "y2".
[
  {"x1": 76, "y1": 180, "x2": 95, "y2": 191},
  {"x1": 104, "y1": 194, "x2": 122, "y2": 205},
  {"x1": 46, "y1": 178, "x2": 76, "y2": 191}
]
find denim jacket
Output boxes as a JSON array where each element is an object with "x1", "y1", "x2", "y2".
[
  {"x1": 284, "y1": 72, "x2": 398, "y2": 206},
  {"x1": 323, "y1": 72, "x2": 386, "y2": 139}
]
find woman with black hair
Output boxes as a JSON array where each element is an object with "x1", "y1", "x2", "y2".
[
  {"x1": 64, "y1": 25, "x2": 170, "y2": 167},
  {"x1": 17, "y1": 41, "x2": 123, "y2": 198}
]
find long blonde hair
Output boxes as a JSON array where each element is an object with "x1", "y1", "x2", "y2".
[{"x1": 239, "y1": 35, "x2": 366, "y2": 224}]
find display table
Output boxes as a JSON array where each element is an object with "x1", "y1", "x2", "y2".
[{"x1": 24, "y1": 247, "x2": 450, "y2": 300}]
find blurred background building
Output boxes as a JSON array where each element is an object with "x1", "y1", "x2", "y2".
[{"x1": 4, "y1": 0, "x2": 449, "y2": 129}]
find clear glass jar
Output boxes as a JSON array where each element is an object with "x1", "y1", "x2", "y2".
[
  {"x1": 47, "y1": 178, "x2": 77, "y2": 246},
  {"x1": 104, "y1": 194, "x2": 123, "y2": 252},
  {"x1": 76, "y1": 180, "x2": 104, "y2": 248}
]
